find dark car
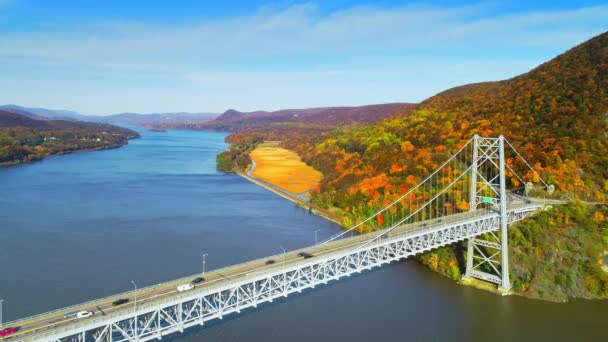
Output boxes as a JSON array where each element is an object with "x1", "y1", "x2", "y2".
[
  {"x1": 298, "y1": 252, "x2": 313, "y2": 259},
  {"x1": 265, "y1": 259, "x2": 276, "y2": 265},
  {"x1": 0, "y1": 327, "x2": 18, "y2": 337},
  {"x1": 112, "y1": 298, "x2": 130, "y2": 306},
  {"x1": 192, "y1": 277, "x2": 205, "y2": 284}
]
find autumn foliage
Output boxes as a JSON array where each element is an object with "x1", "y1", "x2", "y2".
[
  {"x1": 217, "y1": 32, "x2": 608, "y2": 299},
  {"x1": 292, "y1": 31, "x2": 608, "y2": 215},
  {"x1": 0, "y1": 110, "x2": 139, "y2": 165}
]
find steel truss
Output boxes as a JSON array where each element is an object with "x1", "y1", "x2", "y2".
[
  {"x1": 24, "y1": 206, "x2": 539, "y2": 342},
  {"x1": 465, "y1": 135, "x2": 512, "y2": 290}
]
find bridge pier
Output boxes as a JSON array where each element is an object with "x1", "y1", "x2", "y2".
[{"x1": 463, "y1": 135, "x2": 512, "y2": 291}]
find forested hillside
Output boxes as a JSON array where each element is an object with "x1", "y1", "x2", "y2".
[
  {"x1": 418, "y1": 32, "x2": 608, "y2": 198},
  {"x1": 296, "y1": 32, "x2": 608, "y2": 206},
  {"x1": 0, "y1": 110, "x2": 139, "y2": 165},
  {"x1": 218, "y1": 31, "x2": 608, "y2": 300},
  {"x1": 288, "y1": 32, "x2": 608, "y2": 300}
]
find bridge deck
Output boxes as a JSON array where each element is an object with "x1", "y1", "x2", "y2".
[{"x1": 3, "y1": 202, "x2": 539, "y2": 341}]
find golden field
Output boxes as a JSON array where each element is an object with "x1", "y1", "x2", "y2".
[{"x1": 249, "y1": 141, "x2": 322, "y2": 196}]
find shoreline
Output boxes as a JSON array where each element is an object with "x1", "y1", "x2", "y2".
[
  {"x1": 237, "y1": 169, "x2": 343, "y2": 227},
  {"x1": 0, "y1": 141, "x2": 135, "y2": 168},
  {"x1": 239, "y1": 141, "x2": 341, "y2": 226}
]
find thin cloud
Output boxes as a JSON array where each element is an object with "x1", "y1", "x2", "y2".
[
  {"x1": 0, "y1": 2, "x2": 606, "y2": 113},
  {"x1": 2, "y1": 3, "x2": 607, "y2": 64}
]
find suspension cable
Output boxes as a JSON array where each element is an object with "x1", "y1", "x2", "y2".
[
  {"x1": 319, "y1": 137, "x2": 475, "y2": 245},
  {"x1": 505, "y1": 164, "x2": 525, "y2": 188},
  {"x1": 355, "y1": 160, "x2": 477, "y2": 251},
  {"x1": 504, "y1": 137, "x2": 549, "y2": 188}
]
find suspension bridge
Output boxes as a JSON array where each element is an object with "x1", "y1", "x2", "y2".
[{"x1": 2, "y1": 135, "x2": 552, "y2": 342}]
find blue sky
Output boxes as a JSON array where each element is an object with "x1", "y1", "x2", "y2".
[{"x1": 0, "y1": 1, "x2": 606, "y2": 115}]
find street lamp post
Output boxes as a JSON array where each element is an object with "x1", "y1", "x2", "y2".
[
  {"x1": 131, "y1": 281, "x2": 137, "y2": 338},
  {"x1": 131, "y1": 281, "x2": 137, "y2": 311},
  {"x1": 0, "y1": 299, "x2": 4, "y2": 327},
  {"x1": 280, "y1": 245, "x2": 286, "y2": 296},
  {"x1": 279, "y1": 245, "x2": 286, "y2": 267},
  {"x1": 314, "y1": 230, "x2": 320, "y2": 245},
  {"x1": 202, "y1": 253, "x2": 208, "y2": 277}
]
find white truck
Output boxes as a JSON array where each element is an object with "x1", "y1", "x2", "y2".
[{"x1": 177, "y1": 283, "x2": 194, "y2": 292}]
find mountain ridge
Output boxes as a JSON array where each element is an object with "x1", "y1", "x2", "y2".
[
  {"x1": 282, "y1": 31, "x2": 608, "y2": 301},
  {"x1": 0, "y1": 104, "x2": 82, "y2": 120},
  {"x1": 0, "y1": 104, "x2": 219, "y2": 127},
  {"x1": 413, "y1": 30, "x2": 608, "y2": 195},
  {"x1": 196, "y1": 103, "x2": 416, "y2": 132}
]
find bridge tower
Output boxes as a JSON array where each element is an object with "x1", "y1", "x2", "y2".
[{"x1": 464, "y1": 135, "x2": 511, "y2": 291}]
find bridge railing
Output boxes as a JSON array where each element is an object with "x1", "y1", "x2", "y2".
[
  {"x1": 7, "y1": 202, "x2": 545, "y2": 339},
  {"x1": 3, "y1": 263, "x2": 232, "y2": 327},
  {"x1": 3, "y1": 244, "x2": 318, "y2": 327}
]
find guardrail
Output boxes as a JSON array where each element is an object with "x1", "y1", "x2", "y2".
[{"x1": 4, "y1": 202, "x2": 543, "y2": 339}]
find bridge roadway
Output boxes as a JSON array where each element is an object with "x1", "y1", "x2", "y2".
[{"x1": 3, "y1": 202, "x2": 540, "y2": 341}]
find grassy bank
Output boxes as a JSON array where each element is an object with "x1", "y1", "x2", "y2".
[
  {"x1": 218, "y1": 139, "x2": 344, "y2": 225},
  {"x1": 249, "y1": 141, "x2": 322, "y2": 197}
]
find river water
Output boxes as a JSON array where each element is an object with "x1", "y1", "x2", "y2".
[{"x1": 0, "y1": 128, "x2": 605, "y2": 341}]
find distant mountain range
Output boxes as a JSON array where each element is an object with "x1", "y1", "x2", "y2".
[
  {"x1": 0, "y1": 103, "x2": 414, "y2": 131},
  {"x1": 0, "y1": 105, "x2": 219, "y2": 127},
  {"x1": 170, "y1": 103, "x2": 415, "y2": 131},
  {"x1": 0, "y1": 104, "x2": 82, "y2": 120},
  {"x1": 0, "y1": 109, "x2": 139, "y2": 133},
  {"x1": 90, "y1": 112, "x2": 219, "y2": 126}
]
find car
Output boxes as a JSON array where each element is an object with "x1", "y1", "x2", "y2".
[
  {"x1": 0, "y1": 327, "x2": 18, "y2": 337},
  {"x1": 63, "y1": 312, "x2": 78, "y2": 319},
  {"x1": 380, "y1": 234, "x2": 389, "y2": 239},
  {"x1": 191, "y1": 277, "x2": 205, "y2": 284},
  {"x1": 265, "y1": 259, "x2": 276, "y2": 265},
  {"x1": 76, "y1": 311, "x2": 94, "y2": 319},
  {"x1": 112, "y1": 298, "x2": 130, "y2": 306},
  {"x1": 297, "y1": 252, "x2": 313, "y2": 259},
  {"x1": 177, "y1": 283, "x2": 194, "y2": 292}
]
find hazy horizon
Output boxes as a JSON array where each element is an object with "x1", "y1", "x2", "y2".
[{"x1": 0, "y1": 101, "x2": 415, "y2": 117}]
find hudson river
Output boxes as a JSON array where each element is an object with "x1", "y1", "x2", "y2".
[{"x1": 0, "y1": 128, "x2": 605, "y2": 341}]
